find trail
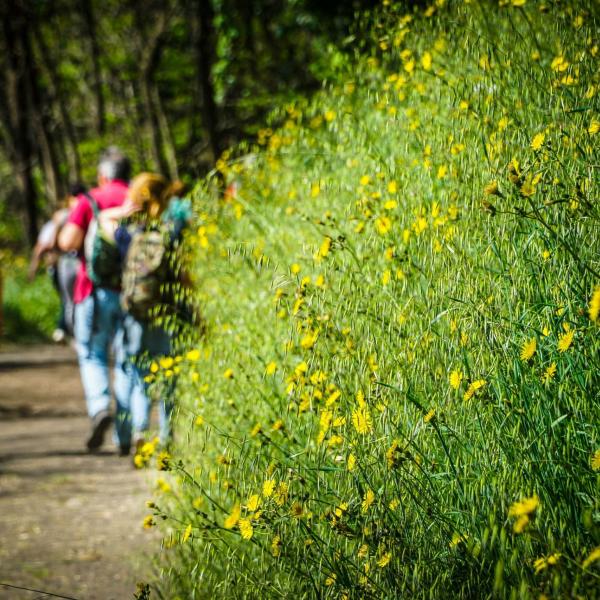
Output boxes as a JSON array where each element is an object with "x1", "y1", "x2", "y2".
[{"x1": 0, "y1": 345, "x2": 157, "y2": 600}]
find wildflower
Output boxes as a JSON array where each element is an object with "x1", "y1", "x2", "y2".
[
  {"x1": 484, "y1": 181, "x2": 499, "y2": 195},
  {"x1": 542, "y1": 362, "x2": 557, "y2": 384},
  {"x1": 591, "y1": 450, "x2": 600, "y2": 471},
  {"x1": 182, "y1": 524, "x2": 192, "y2": 543},
  {"x1": 388, "y1": 180, "x2": 397, "y2": 194},
  {"x1": 359, "y1": 175, "x2": 371, "y2": 186},
  {"x1": 150, "y1": 362, "x2": 159, "y2": 373},
  {"x1": 265, "y1": 361, "x2": 277, "y2": 375},
  {"x1": 239, "y1": 518, "x2": 254, "y2": 540},
  {"x1": 347, "y1": 453, "x2": 357, "y2": 472},
  {"x1": 509, "y1": 494, "x2": 539, "y2": 517},
  {"x1": 449, "y1": 369, "x2": 463, "y2": 390},
  {"x1": 437, "y1": 165, "x2": 448, "y2": 179},
  {"x1": 186, "y1": 349, "x2": 200, "y2": 361},
  {"x1": 551, "y1": 55, "x2": 569, "y2": 72},
  {"x1": 583, "y1": 547, "x2": 600, "y2": 569},
  {"x1": 520, "y1": 338, "x2": 536, "y2": 361},
  {"x1": 271, "y1": 535, "x2": 282, "y2": 557},
  {"x1": 319, "y1": 237, "x2": 332, "y2": 258},
  {"x1": 463, "y1": 379, "x2": 486, "y2": 401},
  {"x1": 325, "y1": 573, "x2": 336, "y2": 586},
  {"x1": 533, "y1": 553, "x2": 561, "y2": 574},
  {"x1": 375, "y1": 216, "x2": 392, "y2": 235},
  {"x1": 377, "y1": 552, "x2": 392, "y2": 568},
  {"x1": 300, "y1": 330, "x2": 319, "y2": 349},
  {"x1": 424, "y1": 408, "x2": 436, "y2": 423},
  {"x1": 274, "y1": 482, "x2": 288, "y2": 506},
  {"x1": 311, "y1": 183, "x2": 320, "y2": 198},
  {"x1": 421, "y1": 51, "x2": 432, "y2": 71},
  {"x1": 159, "y1": 356, "x2": 174, "y2": 369},
  {"x1": 143, "y1": 515, "x2": 155, "y2": 529},
  {"x1": 530, "y1": 132, "x2": 545, "y2": 151},
  {"x1": 588, "y1": 286, "x2": 600, "y2": 322},
  {"x1": 156, "y1": 450, "x2": 171, "y2": 471},
  {"x1": 513, "y1": 514, "x2": 530, "y2": 533},
  {"x1": 324, "y1": 110, "x2": 336, "y2": 122},
  {"x1": 223, "y1": 368, "x2": 234, "y2": 379},
  {"x1": 382, "y1": 270, "x2": 391, "y2": 286},
  {"x1": 352, "y1": 406, "x2": 373, "y2": 434},
  {"x1": 156, "y1": 478, "x2": 171, "y2": 493},
  {"x1": 291, "y1": 263, "x2": 301, "y2": 275},
  {"x1": 520, "y1": 176, "x2": 536, "y2": 197},
  {"x1": 263, "y1": 479, "x2": 276, "y2": 497},
  {"x1": 271, "y1": 419, "x2": 284, "y2": 431},
  {"x1": 246, "y1": 494, "x2": 261, "y2": 512},
  {"x1": 589, "y1": 120, "x2": 600, "y2": 135},
  {"x1": 511, "y1": 0, "x2": 525, "y2": 6},
  {"x1": 361, "y1": 488, "x2": 375, "y2": 513},
  {"x1": 557, "y1": 329, "x2": 574, "y2": 352},
  {"x1": 224, "y1": 504, "x2": 241, "y2": 529}
]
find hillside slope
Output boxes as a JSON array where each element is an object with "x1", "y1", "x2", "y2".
[{"x1": 146, "y1": 1, "x2": 599, "y2": 598}]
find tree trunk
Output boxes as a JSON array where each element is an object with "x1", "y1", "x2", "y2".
[
  {"x1": 152, "y1": 84, "x2": 179, "y2": 179},
  {"x1": 32, "y1": 22, "x2": 82, "y2": 182},
  {"x1": 2, "y1": 8, "x2": 39, "y2": 246},
  {"x1": 81, "y1": 0, "x2": 105, "y2": 135},
  {"x1": 196, "y1": 0, "x2": 221, "y2": 162}
]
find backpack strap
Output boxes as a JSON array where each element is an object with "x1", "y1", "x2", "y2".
[{"x1": 84, "y1": 192, "x2": 100, "y2": 218}]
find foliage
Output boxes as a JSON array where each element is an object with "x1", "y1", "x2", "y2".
[
  {"x1": 141, "y1": 0, "x2": 599, "y2": 598},
  {"x1": 1, "y1": 254, "x2": 60, "y2": 343}
]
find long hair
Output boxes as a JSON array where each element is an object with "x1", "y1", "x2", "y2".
[{"x1": 128, "y1": 173, "x2": 185, "y2": 219}]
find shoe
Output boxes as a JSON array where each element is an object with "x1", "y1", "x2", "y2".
[
  {"x1": 86, "y1": 410, "x2": 113, "y2": 452},
  {"x1": 118, "y1": 444, "x2": 131, "y2": 457}
]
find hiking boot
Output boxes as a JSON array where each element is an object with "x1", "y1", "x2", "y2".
[
  {"x1": 118, "y1": 444, "x2": 131, "y2": 457},
  {"x1": 86, "y1": 410, "x2": 113, "y2": 452}
]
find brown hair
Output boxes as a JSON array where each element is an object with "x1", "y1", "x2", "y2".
[{"x1": 128, "y1": 173, "x2": 185, "y2": 219}]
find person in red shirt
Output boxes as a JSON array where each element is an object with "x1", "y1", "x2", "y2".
[{"x1": 59, "y1": 147, "x2": 131, "y2": 454}]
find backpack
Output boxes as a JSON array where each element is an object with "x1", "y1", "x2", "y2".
[
  {"x1": 83, "y1": 193, "x2": 122, "y2": 290},
  {"x1": 120, "y1": 226, "x2": 171, "y2": 322}
]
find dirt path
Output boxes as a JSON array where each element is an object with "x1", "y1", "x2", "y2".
[{"x1": 0, "y1": 345, "x2": 158, "y2": 600}]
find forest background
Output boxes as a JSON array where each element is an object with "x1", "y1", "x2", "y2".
[{"x1": 0, "y1": 0, "x2": 379, "y2": 250}]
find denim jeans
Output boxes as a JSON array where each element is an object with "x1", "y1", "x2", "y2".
[
  {"x1": 114, "y1": 315, "x2": 173, "y2": 445},
  {"x1": 74, "y1": 289, "x2": 129, "y2": 446}
]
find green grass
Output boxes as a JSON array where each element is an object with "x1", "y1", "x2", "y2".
[
  {"x1": 142, "y1": 1, "x2": 600, "y2": 598},
  {"x1": 1, "y1": 255, "x2": 60, "y2": 343}
]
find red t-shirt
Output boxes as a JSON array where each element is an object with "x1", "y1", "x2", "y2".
[{"x1": 68, "y1": 179, "x2": 129, "y2": 303}]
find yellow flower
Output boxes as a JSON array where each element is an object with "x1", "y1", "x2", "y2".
[
  {"x1": 542, "y1": 362, "x2": 557, "y2": 384},
  {"x1": 159, "y1": 356, "x2": 174, "y2": 369},
  {"x1": 520, "y1": 338, "x2": 536, "y2": 361},
  {"x1": 310, "y1": 182, "x2": 320, "y2": 198},
  {"x1": 421, "y1": 51, "x2": 432, "y2": 71},
  {"x1": 319, "y1": 237, "x2": 332, "y2": 258},
  {"x1": 463, "y1": 379, "x2": 486, "y2": 401},
  {"x1": 271, "y1": 535, "x2": 282, "y2": 557},
  {"x1": 534, "y1": 553, "x2": 561, "y2": 574},
  {"x1": 186, "y1": 349, "x2": 200, "y2": 361},
  {"x1": 449, "y1": 369, "x2": 463, "y2": 390},
  {"x1": 375, "y1": 216, "x2": 392, "y2": 235},
  {"x1": 387, "y1": 180, "x2": 397, "y2": 194},
  {"x1": 423, "y1": 408, "x2": 436, "y2": 423},
  {"x1": 291, "y1": 263, "x2": 301, "y2": 274},
  {"x1": 513, "y1": 514, "x2": 530, "y2": 533},
  {"x1": 352, "y1": 406, "x2": 373, "y2": 435},
  {"x1": 557, "y1": 329, "x2": 574, "y2": 352},
  {"x1": 246, "y1": 494, "x2": 261, "y2": 512},
  {"x1": 239, "y1": 518, "x2": 253, "y2": 540},
  {"x1": 508, "y1": 494, "x2": 539, "y2": 517},
  {"x1": 324, "y1": 110, "x2": 336, "y2": 122},
  {"x1": 583, "y1": 546, "x2": 600, "y2": 569},
  {"x1": 530, "y1": 132, "x2": 545, "y2": 151},
  {"x1": 263, "y1": 479, "x2": 276, "y2": 497},
  {"x1": 359, "y1": 175, "x2": 371, "y2": 186},
  {"x1": 347, "y1": 453, "x2": 357, "y2": 472},
  {"x1": 361, "y1": 488, "x2": 375, "y2": 513},
  {"x1": 142, "y1": 515, "x2": 155, "y2": 529},
  {"x1": 224, "y1": 504, "x2": 241, "y2": 529},
  {"x1": 182, "y1": 523, "x2": 192, "y2": 543},
  {"x1": 551, "y1": 55, "x2": 569, "y2": 72},
  {"x1": 591, "y1": 450, "x2": 600, "y2": 471},
  {"x1": 588, "y1": 286, "x2": 600, "y2": 322},
  {"x1": 588, "y1": 120, "x2": 600, "y2": 135},
  {"x1": 265, "y1": 361, "x2": 277, "y2": 375},
  {"x1": 520, "y1": 176, "x2": 536, "y2": 197},
  {"x1": 150, "y1": 361, "x2": 159, "y2": 373},
  {"x1": 484, "y1": 181, "x2": 499, "y2": 196},
  {"x1": 511, "y1": 0, "x2": 525, "y2": 6},
  {"x1": 223, "y1": 368, "x2": 234, "y2": 379},
  {"x1": 437, "y1": 164, "x2": 448, "y2": 179},
  {"x1": 377, "y1": 552, "x2": 392, "y2": 568},
  {"x1": 382, "y1": 270, "x2": 391, "y2": 286}
]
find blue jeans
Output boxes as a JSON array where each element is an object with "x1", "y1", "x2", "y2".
[
  {"x1": 114, "y1": 315, "x2": 173, "y2": 445},
  {"x1": 74, "y1": 289, "x2": 129, "y2": 446}
]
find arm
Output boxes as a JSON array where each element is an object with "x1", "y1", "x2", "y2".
[
  {"x1": 58, "y1": 222, "x2": 85, "y2": 252},
  {"x1": 98, "y1": 198, "x2": 140, "y2": 241}
]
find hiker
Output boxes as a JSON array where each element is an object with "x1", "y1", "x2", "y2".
[
  {"x1": 28, "y1": 184, "x2": 83, "y2": 342},
  {"x1": 99, "y1": 173, "x2": 191, "y2": 454},
  {"x1": 58, "y1": 147, "x2": 131, "y2": 454}
]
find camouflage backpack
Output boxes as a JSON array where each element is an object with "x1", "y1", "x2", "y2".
[{"x1": 120, "y1": 226, "x2": 171, "y2": 322}]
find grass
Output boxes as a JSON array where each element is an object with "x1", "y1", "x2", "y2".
[
  {"x1": 138, "y1": 1, "x2": 600, "y2": 598},
  {"x1": 1, "y1": 254, "x2": 60, "y2": 344}
]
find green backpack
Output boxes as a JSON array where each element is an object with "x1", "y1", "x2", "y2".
[
  {"x1": 83, "y1": 193, "x2": 122, "y2": 290},
  {"x1": 120, "y1": 226, "x2": 171, "y2": 322}
]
